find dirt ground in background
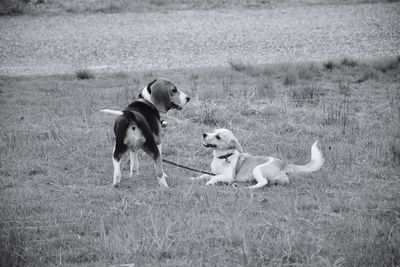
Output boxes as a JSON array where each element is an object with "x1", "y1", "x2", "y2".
[{"x1": 0, "y1": 2, "x2": 399, "y2": 76}]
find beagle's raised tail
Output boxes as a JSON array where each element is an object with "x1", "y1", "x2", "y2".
[
  {"x1": 285, "y1": 141, "x2": 324, "y2": 173},
  {"x1": 100, "y1": 109, "x2": 123, "y2": 116}
]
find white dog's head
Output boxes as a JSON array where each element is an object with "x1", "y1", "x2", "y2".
[
  {"x1": 139, "y1": 79, "x2": 190, "y2": 113},
  {"x1": 202, "y1": 128, "x2": 243, "y2": 153}
]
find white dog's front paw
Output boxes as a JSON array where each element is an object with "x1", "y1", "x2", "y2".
[
  {"x1": 205, "y1": 180, "x2": 215, "y2": 186},
  {"x1": 191, "y1": 174, "x2": 211, "y2": 180}
]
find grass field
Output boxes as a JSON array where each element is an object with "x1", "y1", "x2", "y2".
[
  {"x1": 1, "y1": 0, "x2": 397, "y2": 15},
  {"x1": 1, "y1": 56, "x2": 399, "y2": 266}
]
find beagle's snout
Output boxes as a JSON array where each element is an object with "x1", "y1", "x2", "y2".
[{"x1": 202, "y1": 133, "x2": 207, "y2": 139}]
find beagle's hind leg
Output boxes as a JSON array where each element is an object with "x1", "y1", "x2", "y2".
[
  {"x1": 156, "y1": 144, "x2": 168, "y2": 178},
  {"x1": 112, "y1": 114, "x2": 131, "y2": 187},
  {"x1": 142, "y1": 143, "x2": 168, "y2": 188},
  {"x1": 113, "y1": 143, "x2": 128, "y2": 187},
  {"x1": 155, "y1": 159, "x2": 168, "y2": 188}
]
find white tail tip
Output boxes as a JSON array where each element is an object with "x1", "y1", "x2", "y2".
[{"x1": 311, "y1": 141, "x2": 324, "y2": 169}]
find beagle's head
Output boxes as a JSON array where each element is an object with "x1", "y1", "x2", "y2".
[
  {"x1": 138, "y1": 79, "x2": 190, "y2": 113},
  {"x1": 202, "y1": 128, "x2": 243, "y2": 153}
]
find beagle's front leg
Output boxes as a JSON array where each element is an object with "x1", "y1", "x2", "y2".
[
  {"x1": 205, "y1": 174, "x2": 234, "y2": 186},
  {"x1": 157, "y1": 144, "x2": 162, "y2": 158}
]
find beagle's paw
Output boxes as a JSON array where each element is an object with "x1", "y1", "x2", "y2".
[{"x1": 158, "y1": 173, "x2": 169, "y2": 188}]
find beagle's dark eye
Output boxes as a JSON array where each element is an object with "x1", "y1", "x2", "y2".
[
  {"x1": 172, "y1": 88, "x2": 178, "y2": 93},
  {"x1": 132, "y1": 126, "x2": 136, "y2": 131},
  {"x1": 216, "y1": 135, "x2": 221, "y2": 140}
]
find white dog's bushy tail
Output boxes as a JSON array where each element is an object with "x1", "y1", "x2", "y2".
[
  {"x1": 286, "y1": 141, "x2": 324, "y2": 173},
  {"x1": 100, "y1": 109, "x2": 123, "y2": 116}
]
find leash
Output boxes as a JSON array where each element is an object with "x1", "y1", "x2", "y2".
[{"x1": 162, "y1": 159, "x2": 215, "y2": 176}]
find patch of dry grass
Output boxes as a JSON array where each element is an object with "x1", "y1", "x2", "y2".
[{"x1": 1, "y1": 56, "x2": 399, "y2": 266}]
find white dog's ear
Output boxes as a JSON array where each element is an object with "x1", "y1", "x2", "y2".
[{"x1": 230, "y1": 138, "x2": 243, "y2": 153}]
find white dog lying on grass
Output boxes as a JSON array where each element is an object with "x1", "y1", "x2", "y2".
[{"x1": 193, "y1": 129, "x2": 324, "y2": 189}]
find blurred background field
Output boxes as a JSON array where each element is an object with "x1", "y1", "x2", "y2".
[{"x1": 1, "y1": 0, "x2": 398, "y2": 15}]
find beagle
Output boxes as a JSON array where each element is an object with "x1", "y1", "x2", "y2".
[
  {"x1": 101, "y1": 79, "x2": 190, "y2": 188},
  {"x1": 193, "y1": 129, "x2": 324, "y2": 189}
]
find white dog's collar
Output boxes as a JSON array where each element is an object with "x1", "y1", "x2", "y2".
[{"x1": 217, "y1": 152, "x2": 234, "y2": 159}]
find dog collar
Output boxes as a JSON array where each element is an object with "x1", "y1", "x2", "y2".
[{"x1": 217, "y1": 152, "x2": 234, "y2": 163}]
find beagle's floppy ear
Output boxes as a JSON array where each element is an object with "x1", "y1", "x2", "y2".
[
  {"x1": 138, "y1": 79, "x2": 157, "y2": 99},
  {"x1": 230, "y1": 138, "x2": 243, "y2": 153},
  {"x1": 149, "y1": 80, "x2": 172, "y2": 113},
  {"x1": 146, "y1": 79, "x2": 157, "y2": 94}
]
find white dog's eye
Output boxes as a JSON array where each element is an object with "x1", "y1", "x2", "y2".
[
  {"x1": 132, "y1": 126, "x2": 136, "y2": 131},
  {"x1": 216, "y1": 135, "x2": 221, "y2": 140}
]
